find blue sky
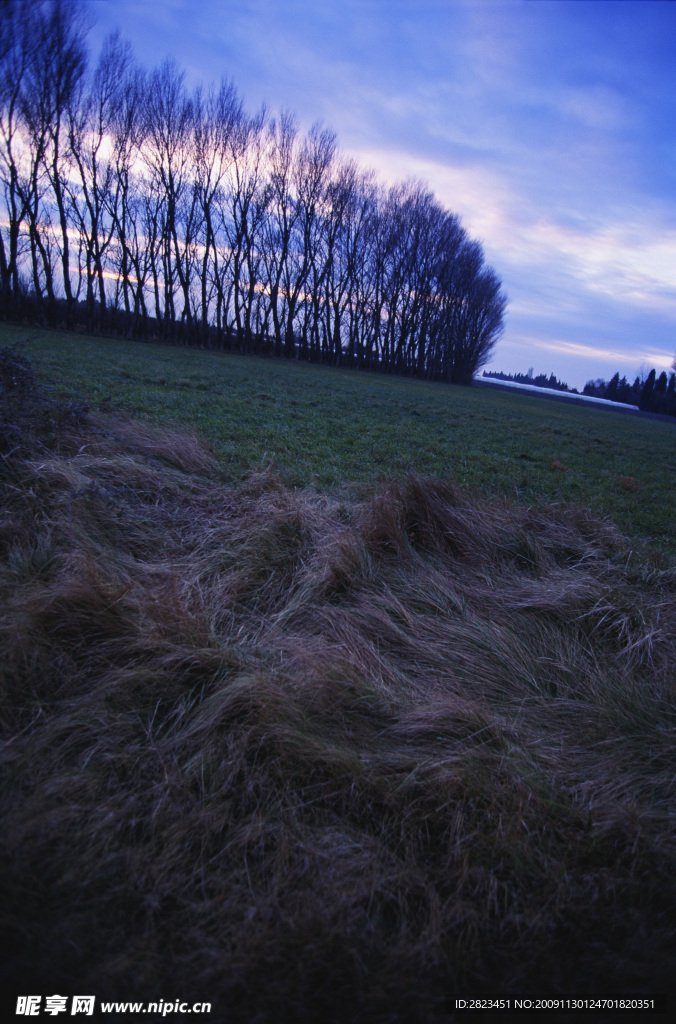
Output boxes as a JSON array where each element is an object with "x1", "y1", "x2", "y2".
[{"x1": 90, "y1": 0, "x2": 676, "y2": 389}]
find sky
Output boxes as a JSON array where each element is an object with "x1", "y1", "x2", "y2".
[{"x1": 88, "y1": 0, "x2": 676, "y2": 390}]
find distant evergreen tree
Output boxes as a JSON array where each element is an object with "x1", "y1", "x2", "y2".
[
  {"x1": 489, "y1": 365, "x2": 675, "y2": 413},
  {"x1": 654, "y1": 371, "x2": 668, "y2": 414},
  {"x1": 640, "y1": 369, "x2": 656, "y2": 411},
  {"x1": 582, "y1": 371, "x2": 663, "y2": 408},
  {"x1": 617, "y1": 376, "x2": 631, "y2": 403},
  {"x1": 486, "y1": 369, "x2": 569, "y2": 391},
  {"x1": 583, "y1": 378, "x2": 606, "y2": 398},
  {"x1": 667, "y1": 373, "x2": 676, "y2": 417}
]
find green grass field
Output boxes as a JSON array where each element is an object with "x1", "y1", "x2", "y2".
[{"x1": 4, "y1": 322, "x2": 674, "y2": 562}]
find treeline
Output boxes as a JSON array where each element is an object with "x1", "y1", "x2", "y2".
[
  {"x1": 0, "y1": 1, "x2": 506, "y2": 384},
  {"x1": 483, "y1": 369, "x2": 572, "y2": 392},
  {"x1": 583, "y1": 370, "x2": 676, "y2": 416},
  {"x1": 485, "y1": 366, "x2": 676, "y2": 417}
]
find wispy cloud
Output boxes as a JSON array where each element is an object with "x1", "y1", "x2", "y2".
[{"x1": 523, "y1": 336, "x2": 673, "y2": 373}]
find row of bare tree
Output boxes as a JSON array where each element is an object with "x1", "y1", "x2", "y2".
[{"x1": 0, "y1": 1, "x2": 507, "y2": 382}]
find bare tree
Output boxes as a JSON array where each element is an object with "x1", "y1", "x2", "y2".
[
  {"x1": 105, "y1": 63, "x2": 145, "y2": 334},
  {"x1": 193, "y1": 78, "x2": 243, "y2": 346},
  {"x1": 283, "y1": 122, "x2": 336, "y2": 358},
  {"x1": 340, "y1": 168, "x2": 377, "y2": 367},
  {"x1": 304, "y1": 157, "x2": 360, "y2": 361},
  {"x1": 67, "y1": 32, "x2": 134, "y2": 331},
  {"x1": 261, "y1": 111, "x2": 299, "y2": 356},
  {"x1": 142, "y1": 59, "x2": 194, "y2": 339},
  {"x1": 224, "y1": 106, "x2": 269, "y2": 350},
  {"x1": 429, "y1": 236, "x2": 506, "y2": 384},
  {"x1": 0, "y1": 0, "x2": 43, "y2": 317},
  {"x1": 24, "y1": 0, "x2": 90, "y2": 325}
]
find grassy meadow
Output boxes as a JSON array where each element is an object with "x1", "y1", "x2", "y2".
[
  {"x1": 1, "y1": 328, "x2": 676, "y2": 1021},
  {"x1": 3, "y1": 322, "x2": 675, "y2": 561}
]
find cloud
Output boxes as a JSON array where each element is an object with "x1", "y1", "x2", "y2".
[
  {"x1": 557, "y1": 85, "x2": 629, "y2": 132},
  {"x1": 346, "y1": 140, "x2": 676, "y2": 318},
  {"x1": 523, "y1": 336, "x2": 672, "y2": 373},
  {"x1": 518, "y1": 219, "x2": 676, "y2": 318}
]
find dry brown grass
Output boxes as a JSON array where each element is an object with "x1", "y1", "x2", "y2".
[
  {"x1": 1, "y1": 354, "x2": 675, "y2": 1022},
  {"x1": 618, "y1": 476, "x2": 642, "y2": 492}
]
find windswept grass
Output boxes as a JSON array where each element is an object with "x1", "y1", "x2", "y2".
[
  {"x1": 1, "y1": 351, "x2": 675, "y2": 1021},
  {"x1": 3, "y1": 323, "x2": 675, "y2": 561}
]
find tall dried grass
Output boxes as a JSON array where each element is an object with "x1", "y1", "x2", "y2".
[{"x1": 1, "y1": 355, "x2": 675, "y2": 1021}]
